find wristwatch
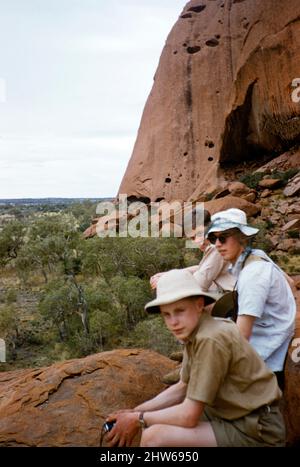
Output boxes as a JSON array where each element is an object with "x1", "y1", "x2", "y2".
[{"x1": 139, "y1": 412, "x2": 147, "y2": 429}]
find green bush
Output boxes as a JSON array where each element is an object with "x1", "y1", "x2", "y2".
[
  {"x1": 287, "y1": 230, "x2": 300, "y2": 239},
  {"x1": 239, "y1": 168, "x2": 298, "y2": 190},
  {"x1": 251, "y1": 222, "x2": 273, "y2": 253},
  {"x1": 128, "y1": 316, "x2": 182, "y2": 357},
  {"x1": 239, "y1": 172, "x2": 264, "y2": 189}
]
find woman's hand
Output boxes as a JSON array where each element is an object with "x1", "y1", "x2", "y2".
[{"x1": 150, "y1": 272, "x2": 164, "y2": 289}]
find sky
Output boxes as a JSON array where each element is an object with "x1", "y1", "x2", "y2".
[{"x1": 0, "y1": 0, "x2": 185, "y2": 199}]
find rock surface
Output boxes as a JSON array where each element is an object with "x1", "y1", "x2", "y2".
[
  {"x1": 0, "y1": 323, "x2": 300, "y2": 446},
  {"x1": 204, "y1": 195, "x2": 260, "y2": 217},
  {"x1": 118, "y1": 0, "x2": 300, "y2": 202},
  {"x1": 284, "y1": 278, "x2": 300, "y2": 446},
  {"x1": 283, "y1": 172, "x2": 300, "y2": 197},
  {"x1": 0, "y1": 349, "x2": 175, "y2": 447}
]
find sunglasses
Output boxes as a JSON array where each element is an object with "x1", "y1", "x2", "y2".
[{"x1": 207, "y1": 232, "x2": 233, "y2": 245}]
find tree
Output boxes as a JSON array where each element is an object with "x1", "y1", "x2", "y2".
[
  {"x1": 16, "y1": 215, "x2": 82, "y2": 283},
  {"x1": 110, "y1": 275, "x2": 151, "y2": 330},
  {"x1": 0, "y1": 220, "x2": 25, "y2": 266},
  {"x1": 39, "y1": 277, "x2": 91, "y2": 341}
]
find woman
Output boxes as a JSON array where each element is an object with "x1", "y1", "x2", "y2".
[{"x1": 206, "y1": 208, "x2": 296, "y2": 388}]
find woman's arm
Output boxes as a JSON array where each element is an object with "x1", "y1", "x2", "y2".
[
  {"x1": 236, "y1": 315, "x2": 256, "y2": 340},
  {"x1": 193, "y1": 246, "x2": 226, "y2": 291}
]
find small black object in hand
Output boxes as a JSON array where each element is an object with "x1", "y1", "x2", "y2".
[
  {"x1": 99, "y1": 420, "x2": 115, "y2": 446},
  {"x1": 103, "y1": 421, "x2": 115, "y2": 433}
]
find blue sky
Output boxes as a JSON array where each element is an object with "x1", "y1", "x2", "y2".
[{"x1": 0, "y1": 0, "x2": 184, "y2": 198}]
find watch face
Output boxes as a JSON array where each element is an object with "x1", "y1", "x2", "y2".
[{"x1": 139, "y1": 412, "x2": 146, "y2": 428}]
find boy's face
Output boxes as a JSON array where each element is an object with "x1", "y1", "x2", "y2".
[{"x1": 160, "y1": 297, "x2": 204, "y2": 342}]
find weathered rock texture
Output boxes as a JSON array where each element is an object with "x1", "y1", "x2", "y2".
[
  {"x1": 0, "y1": 349, "x2": 175, "y2": 447},
  {"x1": 284, "y1": 279, "x2": 300, "y2": 446},
  {"x1": 118, "y1": 0, "x2": 300, "y2": 202}
]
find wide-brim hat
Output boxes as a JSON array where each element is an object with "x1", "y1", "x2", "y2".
[
  {"x1": 145, "y1": 269, "x2": 221, "y2": 314},
  {"x1": 206, "y1": 208, "x2": 259, "y2": 237}
]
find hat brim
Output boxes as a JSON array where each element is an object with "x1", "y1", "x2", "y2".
[
  {"x1": 145, "y1": 290, "x2": 220, "y2": 314},
  {"x1": 206, "y1": 220, "x2": 259, "y2": 237}
]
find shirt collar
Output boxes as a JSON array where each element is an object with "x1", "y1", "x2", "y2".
[
  {"x1": 184, "y1": 311, "x2": 210, "y2": 344},
  {"x1": 228, "y1": 246, "x2": 252, "y2": 278}
]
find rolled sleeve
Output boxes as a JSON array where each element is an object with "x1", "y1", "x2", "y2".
[
  {"x1": 193, "y1": 247, "x2": 226, "y2": 291},
  {"x1": 237, "y1": 262, "x2": 272, "y2": 318}
]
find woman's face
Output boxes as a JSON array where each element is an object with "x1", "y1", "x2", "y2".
[{"x1": 208, "y1": 230, "x2": 245, "y2": 263}]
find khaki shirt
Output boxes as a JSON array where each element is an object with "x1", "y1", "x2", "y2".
[
  {"x1": 181, "y1": 312, "x2": 281, "y2": 420},
  {"x1": 193, "y1": 244, "x2": 235, "y2": 292}
]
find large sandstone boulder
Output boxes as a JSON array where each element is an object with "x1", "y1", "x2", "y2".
[
  {"x1": 204, "y1": 195, "x2": 260, "y2": 217},
  {"x1": 118, "y1": 0, "x2": 300, "y2": 202},
  {"x1": 0, "y1": 349, "x2": 176, "y2": 447}
]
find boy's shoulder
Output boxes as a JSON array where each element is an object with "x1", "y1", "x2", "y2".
[{"x1": 196, "y1": 314, "x2": 238, "y2": 344}]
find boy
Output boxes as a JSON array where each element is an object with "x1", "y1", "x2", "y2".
[{"x1": 105, "y1": 269, "x2": 285, "y2": 447}]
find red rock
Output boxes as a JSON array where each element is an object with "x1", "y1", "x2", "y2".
[
  {"x1": 258, "y1": 179, "x2": 282, "y2": 189},
  {"x1": 282, "y1": 219, "x2": 300, "y2": 232},
  {"x1": 83, "y1": 224, "x2": 97, "y2": 238},
  {"x1": 284, "y1": 173, "x2": 300, "y2": 197},
  {"x1": 228, "y1": 182, "x2": 250, "y2": 197},
  {"x1": 260, "y1": 189, "x2": 272, "y2": 198},
  {"x1": 242, "y1": 192, "x2": 257, "y2": 203},
  {"x1": 256, "y1": 148, "x2": 300, "y2": 173},
  {"x1": 277, "y1": 239, "x2": 296, "y2": 251},
  {"x1": 0, "y1": 349, "x2": 176, "y2": 447},
  {"x1": 284, "y1": 279, "x2": 300, "y2": 446},
  {"x1": 118, "y1": 0, "x2": 300, "y2": 202},
  {"x1": 204, "y1": 195, "x2": 260, "y2": 217}
]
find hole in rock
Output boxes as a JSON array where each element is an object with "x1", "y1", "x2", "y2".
[
  {"x1": 127, "y1": 196, "x2": 151, "y2": 205},
  {"x1": 206, "y1": 38, "x2": 219, "y2": 47},
  {"x1": 188, "y1": 5, "x2": 206, "y2": 13},
  {"x1": 187, "y1": 46, "x2": 201, "y2": 54}
]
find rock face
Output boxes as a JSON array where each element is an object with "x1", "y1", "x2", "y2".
[
  {"x1": 284, "y1": 279, "x2": 300, "y2": 446},
  {"x1": 0, "y1": 349, "x2": 175, "y2": 447},
  {"x1": 0, "y1": 336, "x2": 300, "y2": 446},
  {"x1": 118, "y1": 0, "x2": 300, "y2": 202}
]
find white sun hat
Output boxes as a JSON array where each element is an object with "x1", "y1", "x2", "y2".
[
  {"x1": 145, "y1": 269, "x2": 221, "y2": 314},
  {"x1": 206, "y1": 208, "x2": 259, "y2": 237}
]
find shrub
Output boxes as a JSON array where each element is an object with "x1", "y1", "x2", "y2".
[{"x1": 128, "y1": 316, "x2": 182, "y2": 357}]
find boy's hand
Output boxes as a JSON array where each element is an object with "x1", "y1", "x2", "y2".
[{"x1": 105, "y1": 411, "x2": 141, "y2": 447}]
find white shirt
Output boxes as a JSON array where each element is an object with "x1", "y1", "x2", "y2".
[{"x1": 229, "y1": 249, "x2": 296, "y2": 371}]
